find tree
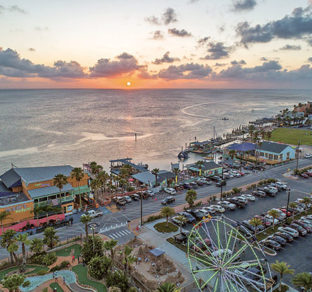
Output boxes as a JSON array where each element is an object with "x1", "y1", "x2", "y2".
[
  {"x1": 152, "y1": 168, "x2": 159, "y2": 186},
  {"x1": 8, "y1": 242, "x2": 19, "y2": 264},
  {"x1": 71, "y1": 167, "x2": 84, "y2": 208},
  {"x1": 80, "y1": 215, "x2": 92, "y2": 239},
  {"x1": 106, "y1": 270, "x2": 130, "y2": 292},
  {"x1": 1, "y1": 273, "x2": 26, "y2": 292},
  {"x1": 98, "y1": 170, "x2": 109, "y2": 193},
  {"x1": 267, "y1": 131, "x2": 272, "y2": 139},
  {"x1": 302, "y1": 197, "x2": 311, "y2": 213},
  {"x1": 271, "y1": 261, "x2": 294, "y2": 292},
  {"x1": 292, "y1": 272, "x2": 312, "y2": 291},
  {"x1": 157, "y1": 282, "x2": 180, "y2": 292},
  {"x1": 185, "y1": 190, "x2": 197, "y2": 208},
  {"x1": 81, "y1": 235, "x2": 104, "y2": 264},
  {"x1": 249, "y1": 217, "x2": 263, "y2": 237},
  {"x1": 248, "y1": 125, "x2": 255, "y2": 139},
  {"x1": 175, "y1": 215, "x2": 187, "y2": 232},
  {"x1": 1, "y1": 229, "x2": 17, "y2": 264},
  {"x1": 88, "y1": 256, "x2": 112, "y2": 280},
  {"x1": 268, "y1": 209, "x2": 280, "y2": 229},
  {"x1": 53, "y1": 174, "x2": 68, "y2": 213},
  {"x1": 90, "y1": 178, "x2": 101, "y2": 202},
  {"x1": 0, "y1": 210, "x2": 10, "y2": 232},
  {"x1": 43, "y1": 227, "x2": 59, "y2": 250},
  {"x1": 103, "y1": 239, "x2": 118, "y2": 265},
  {"x1": 160, "y1": 206, "x2": 175, "y2": 227},
  {"x1": 108, "y1": 287, "x2": 122, "y2": 292},
  {"x1": 30, "y1": 238, "x2": 44, "y2": 255},
  {"x1": 289, "y1": 202, "x2": 298, "y2": 219},
  {"x1": 16, "y1": 233, "x2": 30, "y2": 272},
  {"x1": 122, "y1": 245, "x2": 136, "y2": 276}
]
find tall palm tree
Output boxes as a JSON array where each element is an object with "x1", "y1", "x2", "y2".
[
  {"x1": 157, "y1": 282, "x2": 180, "y2": 292},
  {"x1": 8, "y1": 242, "x2": 19, "y2": 264},
  {"x1": 185, "y1": 190, "x2": 197, "y2": 208},
  {"x1": 289, "y1": 202, "x2": 297, "y2": 219},
  {"x1": 1, "y1": 229, "x2": 17, "y2": 264},
  {"x1": 80, "y1": 214, "x2": 92, "y2": 239},
  {"x1": 248, "y1": 125, "x2": 255, "y2": 140},
  {"x1": 175, "y1": 215, "x2": 187, "y2": 232},
  {"x1": 152, "y1": 168, "x2": 159, "y2": 187},
  {"x1": 103, "y1": 239, "x2": 118, "y2": 266},
  {"x1": 16, "y1": 233, "x2": 30, "y2": 271},
  {"x1": 160, "y1": 207, "x2": 175, "y2": 227},
  {"x1": 98, "y1": 170, "x2": 109, "y2": 193},
  {"x1": 271, "y1": 261, "x2": 294, "y2": 292},
  {"x1": 249, "y1": 217, "x2": 263, "y2": 237},
  {"x1": 90, "y1": 178, "x2": 101, "y2": 202},
  {"x1": 71, "y1": 167, "x2": 84, "y2": 209},
  {"x1": 122, "y1": 245, "x2": 136, "y2": 276},
  {"x1": 53, "y1": 174, "x2": 68, "y2": 213},
  {"x1": 302, "y1": 197, "x2": 311, "y2": 214},
  {"x1": 0, "y1": 211, "x2": 10, "y2": 233},
  {"x1": 268, "y1": 209, "x2": 280, "y2": 229},
  {"x1": 292, "y1": 272, "x2": 312, "y2": 291}
]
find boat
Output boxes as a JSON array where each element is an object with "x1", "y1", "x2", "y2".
[
  {"x1": 221, "y1": 117, "x2": 229, "y2": 121},
  {"x1": 178, "y1": 151, "x2": 189, "y2": 160}
]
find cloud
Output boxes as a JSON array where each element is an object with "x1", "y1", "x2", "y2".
[
  {"x1": 152, "y1": 52, "x2": 180, "y2": 65},
  {"x1": 35, "y1": 26, "x2": 49, "y2": 31},
  {"x1": 215, "y1": 63, "x2": 227, "y2": 67},
  {"x1": 202, "y1": 42, "x2": 231, "y2": 60},
  {"x1": 189, "y1": 0, "x2": 200, "y2": 3},
  {"x1": 308, "y1": 57, "x2": 312, "y2": 62},
  {"x1": 0, "y1": 5, "x2": 4, "y2": 14},
  {"x1": 152, "y1": 30, "x2": 164, "y2": 40},
  {"x1": 0, "y1": 48, "x2": 85, "y2": 79},
  {"x1": 280, "y1": 44, "x2": 302, "y2": 50},
  {"x1": 9, "y1": 5, "x2": 26, "y2": 14},
  {"x1": 168, "y1": 28, "x2": 192, "y2": 37},
  {"x1": 231, "y1": 59, "x2": 246, "y2": 65},
  {"x1": 145, "y1": 16, "x2": 161, "y2": 25},
  {"x1": 162, "y1": 8, "x2": 177, "y2": 25},
  {"x1": 232, "y1": 0, "x2": 257, "y2": 11},
  {"x1": 28, "y1": 48, "x2": 36, "y2": 52},
  {"x1": 260, "y1": 57, "x2": 268, "y2": 61},
  {"x1": 237, "y1": 6, "x2": 312, "y2": 46},
  {"x1": 197, "y1": 37, "x2": 210, "y2": 47},
  {"x1": 89, "y1": 53, "x2": 140, "y2": 78},
  {"x1": 158, "y1": 63, "x2": 212, "y2": 80}
]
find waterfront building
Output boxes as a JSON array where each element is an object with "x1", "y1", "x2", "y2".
[
  {"x1": 187, "y1": 161, "x2": 223, "y2": 176},
  {"x1": 132, "y1": 170, "x2": 175, "y2": 187},
  {"x1": 255, "y1": 141, "x2": 295, "y2": 161}
]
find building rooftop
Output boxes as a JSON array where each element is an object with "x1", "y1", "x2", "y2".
[
  {"x1": 0, "y1": 182, "x2": 30, "y2": 206},
  {"x1": 28, "y1": 183, "x2": 73, "y2": 199},
  {"x1": 187, "y1": 161, "x2": 222, "y2": 171},
  {"x1": 1, "y1": 165, "x2": 74, "y2": 186},
  {"x1": 256, "y1": 141, "x2": 290, "y2": 154}
]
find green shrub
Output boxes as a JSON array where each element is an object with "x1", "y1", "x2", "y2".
[
  {"x1": 154, "y1": 222, "x2": 178, "y2": 233},
  {"x1": 42, "y1": 253, "x2": 57, "y2": 266},
  {"x1": 37, "y1": 270, "x2": 48, "y2": 276},
  {"x1": 145, "y1": 214, "x2": 163, "y2": 223},
  {"x1": 22, "y1": 280, "x2": 30, "y2": 287},
  {"x1": 60, "y1": 260, "x2": 70, "y2": 269},
  {"x1": 232, "y1": 187, "x2": 241, "y2": 194},
  {"x1": 194, "y1": 201, "x2": 202, "y2": 207}
]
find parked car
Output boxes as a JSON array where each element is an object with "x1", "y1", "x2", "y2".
[
  {"x1": 186, "y1": 209, "x2": 205, "y2": 220},
  {"x1": 242, "y1": 220, "x2": 264, "y2": 233},
  {"x1": 278, "y1": 226, "x2": 299, "y2": 238},
  {"x1": 262, "y1": 239, "x2": 281, "y2": 251},
  {"x1": 124, "y1": 196, "x2": 132, "y2": 203},
  {"x1": 267, "y1": 235, "x2": 287, "y2": 246},
  {"x1": 164, "y1": 187, "x2": 177, "y2": 195},
  {"x1": 183, "y1": 183, "x2": 191, "y2": 190},
  {"x1": 179, "y1": 211, "x2": 196, "y2": 223},
  {"x1": 241, "y1": 194, "x2": 256, "y2": 201},
  {"x1": 190, "y1": 182, "x2": 198, "y2": 189},
  {"x1": 264, "y1": 215, "x2": 279, "y2": 225},
  {"x1": 269, "y1": 209, "x2": 286, "y2": 220},
  {"x1": 254, "y1": 215, "x2": 271, "y2": 227},
  {"x1": 275, "y1": 232, "x2": 293, "y2": 242},
  {"x1": 301, "y1": 173, "x2": 309, "y2": 179},
  {"x1": 293, "y1": 220, "x2": 312, "y2": 232},
  {"x1": 161, "y1": 196, "x2": 175, "y2": 205},
  {"x1": 210, "y1": 205, "x2": 225, "y2": 213},
  {"x1": 173, "y1": 231, "x2": 189, "y2": 244},
  {"x1": 201, "y1": 206, "x2": 217, "y2": 215},
  {"x1": 252, "y1": 190, "x2": 266, "y2": 198},
  {"x1": 275, "y1": 181, "x2": 288, "y2": 190},
  {"x1": 196, "y1": 180, "x2": 204, "y2": 186},
  {"x1": 236, "y1": 196, "x2": 248, "y2": 204},
  {"x1": 198, "y1": 208, "x2": 212, "y2": 217},
  {"x1": 172, "y1": 216, "x2": 187, "y2": 226},
  {"x1": 218, "y1": 200, "x2": 236, "y2": 210},
  {"x1": 130, "y1": 193, "x2": 140, "y2": 201},
  {"x1": 289, "y1": 223, "x2": 307, "y2": 236},
  {"x1": 228, "y1": 198, "x2": 245, "y2": 208},
  {"x1": 82, "y1": 209, "x2": 103, "y2": 218},
  {"x1": 216, "y1": 180, "x2": 226, "y2": 187},
  {"x1": 280, "y1": 208, "x2": 292, "y2": 217}
]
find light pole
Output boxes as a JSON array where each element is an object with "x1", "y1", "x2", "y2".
[
  {"x1": 220, "y1": 166, "x2": 224, "y2": 201},
  {"x1": 140, "y1": 193, "x2": 143, "y2": 227},
  {"x1": 286, "y1": 188, "x2": 291, "y2": 215},
  {"x1": 90, "y1": 226, "x2": 95, "y2": 252}
]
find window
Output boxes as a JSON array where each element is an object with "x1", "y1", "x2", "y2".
[
  {"x1": 39, "y1": 197, "x2": 47, "y2": 202},
  {"x1": 274, "y1": 155, "x2": 278, "y2": 160},
  {"x1": 49, "y1": 195, "x2": 56, "y2": 200},
  {"x1": 279, "y1": 154, "x2": 283, "y2": 160}
]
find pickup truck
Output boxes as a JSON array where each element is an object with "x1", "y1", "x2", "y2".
[{"x1": 82, "y1": 209, "x2": 103, "y2": 218}]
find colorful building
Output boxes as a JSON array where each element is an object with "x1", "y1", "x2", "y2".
[
  {"x1": 256, "y1": 141, "x2": 295, "y2": 161},
  {"x1": 0, "y1": 165, "x2": 91, "y2": 227},
  {"x1": 187, "y1": 161, "x2": 223, "y2": 176}
]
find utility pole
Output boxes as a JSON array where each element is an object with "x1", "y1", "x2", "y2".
[
  {"x1": 286, "y1": 188, "x2": 291, "y2": 215},
  {"x1": 220, "y1": 166, "x2": 224, "y2": 201},
  {"x1": 140, "y1": 193, "x2": 143, "y2": 226},
  {"x1": 296, "y1": 140, "x2": 300, "y2": 171}
]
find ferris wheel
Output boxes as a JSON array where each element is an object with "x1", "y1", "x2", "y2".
[{"x1": 187, "y1": 217, "x2": 273, "y2": 292}]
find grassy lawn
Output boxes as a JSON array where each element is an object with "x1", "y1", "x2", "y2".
[
  {"x1": 72, "y1": 264, "x2": 107, "y2": 292},
  {"x1": 268, "y1": 128, "x2": 312, "y2": 145},
  {"x1": 50, "y1": 282, "x2": 64, "y2": 292},
  {"x1": 154, "y1": 222, "x2": 178, "y2": 233},
  {"x1": 55, "y1": 244, "x2": 81, "y2": 258},
  {"x1": 0, "y1": 265, "x2": 48, "y2": 280}
]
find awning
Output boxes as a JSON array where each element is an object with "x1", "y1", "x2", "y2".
[{"x1": 149, "y1": 248, "x2": 165, "y2": 257}]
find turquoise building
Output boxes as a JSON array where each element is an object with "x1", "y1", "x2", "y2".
[{"x1": 256, "y1": 141, "x2": 295, "y2": 162}]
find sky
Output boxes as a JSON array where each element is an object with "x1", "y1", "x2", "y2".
[{"x1": 0, "y1": 0, "x2": 312, "y2": 89}]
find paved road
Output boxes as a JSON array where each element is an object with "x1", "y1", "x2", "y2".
[{"x1": 0, "y1": 159, "x2": 311, "y2": 261}]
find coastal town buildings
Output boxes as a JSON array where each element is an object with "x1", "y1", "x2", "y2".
[
  {"x1": 255, "y1": 141, "x2": 295, "y2": 162},
  {"x1": 186, "y1": 161, "x2": 223, "y2": 176},
  {"x1": 0, "y1": 165, "x2": 90, "y2": 227}
]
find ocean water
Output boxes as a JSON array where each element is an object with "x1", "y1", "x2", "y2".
[{"x1": 0, "y1": 89, "x2": 311, "y2": 173}]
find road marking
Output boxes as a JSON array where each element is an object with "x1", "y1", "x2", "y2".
[{"x1": 110, "y1": 234, "x2": 117, "y2": 239}]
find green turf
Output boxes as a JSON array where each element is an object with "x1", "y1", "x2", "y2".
[
  {"x1": 55, "y1": 244, "x2": 81, "y2": 258},
  {"x1": 154, "y1": 222, "x2": 178, "y2": 233},
  {"x1": 0, "y1": 265, "x2": 48, "y2": 280},
  {"x1": 72, "y1": 264, "x2": 107, "y2": 292},
  {"x1": 50, "y1": 282, "x2": 64, "y2": 292},
  {"x1": 268, "y1": 128, "x2": 312, "y2": 145}
]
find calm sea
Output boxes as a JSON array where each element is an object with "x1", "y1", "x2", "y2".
[{"x1": 0, "y1": 89, "x2": 311, "y2": 173}]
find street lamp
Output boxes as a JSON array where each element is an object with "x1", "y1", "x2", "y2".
[
  {"x1": 140, "y1": 192, "x2": 143, "y2": 227},
  {"x1": 286, "y1": 188, "x2": 291, "y2": 215},
  {"x1": 90, "y1": 226, "x2": 95, "y2": 252}
]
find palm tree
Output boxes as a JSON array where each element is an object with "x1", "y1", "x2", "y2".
[
  {"x1": 267, "y1": 131, "x2": 272, "y2": 139},
  {"x1": 122, "y1": 245, "x2": 136, "y2": 276},
  {"x1": 1, "y1": 229, "x2": 17, "y2": 264},
  {"x1": 249, "y1": 217, "x2": 263, "y2": 237},
  {"x1": 16, "y1": 233, "x2": 30, "y2": 271},
  {"x1": 0, "y1": 211, "x2": 10, "y2": 233},
  {"x1": 1, "y1": 273, "x2": 26, "y2": 292},
  {"x1": 152, "y1": 168, "x2": 159, "y2": 187},
  {"x1": 103, "y1": 239, "x2": 118, "y2": 266},
  {"x1": 268, "y1": 209, "x2": 280, "y2": 229},
  {"x1": 8, "y1": 242, "x2": 19, "y2": 264},
  {"x1": 173, "y1": 168, "x2": 180, "y2": 184},
  {"x1": 160, "y1": 206, "x2": 175, "y2": 227},
  {"x1": 260, "y1": 128, "x2": 265, "y2": 139},
  {"x1": 71, "y1": 167, "x2": 84, "y2": 209},
  {"x1": 53, "y1": 174, "x2": 68, "y2": 213},
  {"x1": 185, "y1": 190, "x2": 197, "y2": 208},
  {"x1": 248, "y1": 125, "x2": 255, "y2": 140},
  {"x1": 89, "y1": 161, "x2": 103, "y2": 176},
  {"x1": 292, "y1": 272, "x2": 312, "y2": 291},
  {"x1": 98, "y1": 170, "x2": 109, "y2": 193},
  {"x1": 175, "y1": 215, "x2": 187, "y2": 232},
  {"x1": 80, "y1": 214, "x2": 92, "y2": 239},
  {"x1": 157, "y1": 282, "x2": 180, "y2": 292},
  {"x1": 43, "y1": 227, "x2": 59, "y2": 250},
  {"x1": 271, "y1": 261, "x2": 294, "y2": 292},
  {"x1": 90, "y1": 178, "x2": 101, "y2": 202},
  {"x1": 30, "y1": 238, "x2": 44, "y2": 255},
  {"x1": 302, "y1": 197, "x2": 311, "y2": 214},
  {"x1": 289, "y1": 202, "x2": 298, "y2": 219}
]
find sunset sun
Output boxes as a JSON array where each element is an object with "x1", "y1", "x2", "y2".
[{"x1": 126, "y1": 81, "x2": 132, "y2": 87}]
